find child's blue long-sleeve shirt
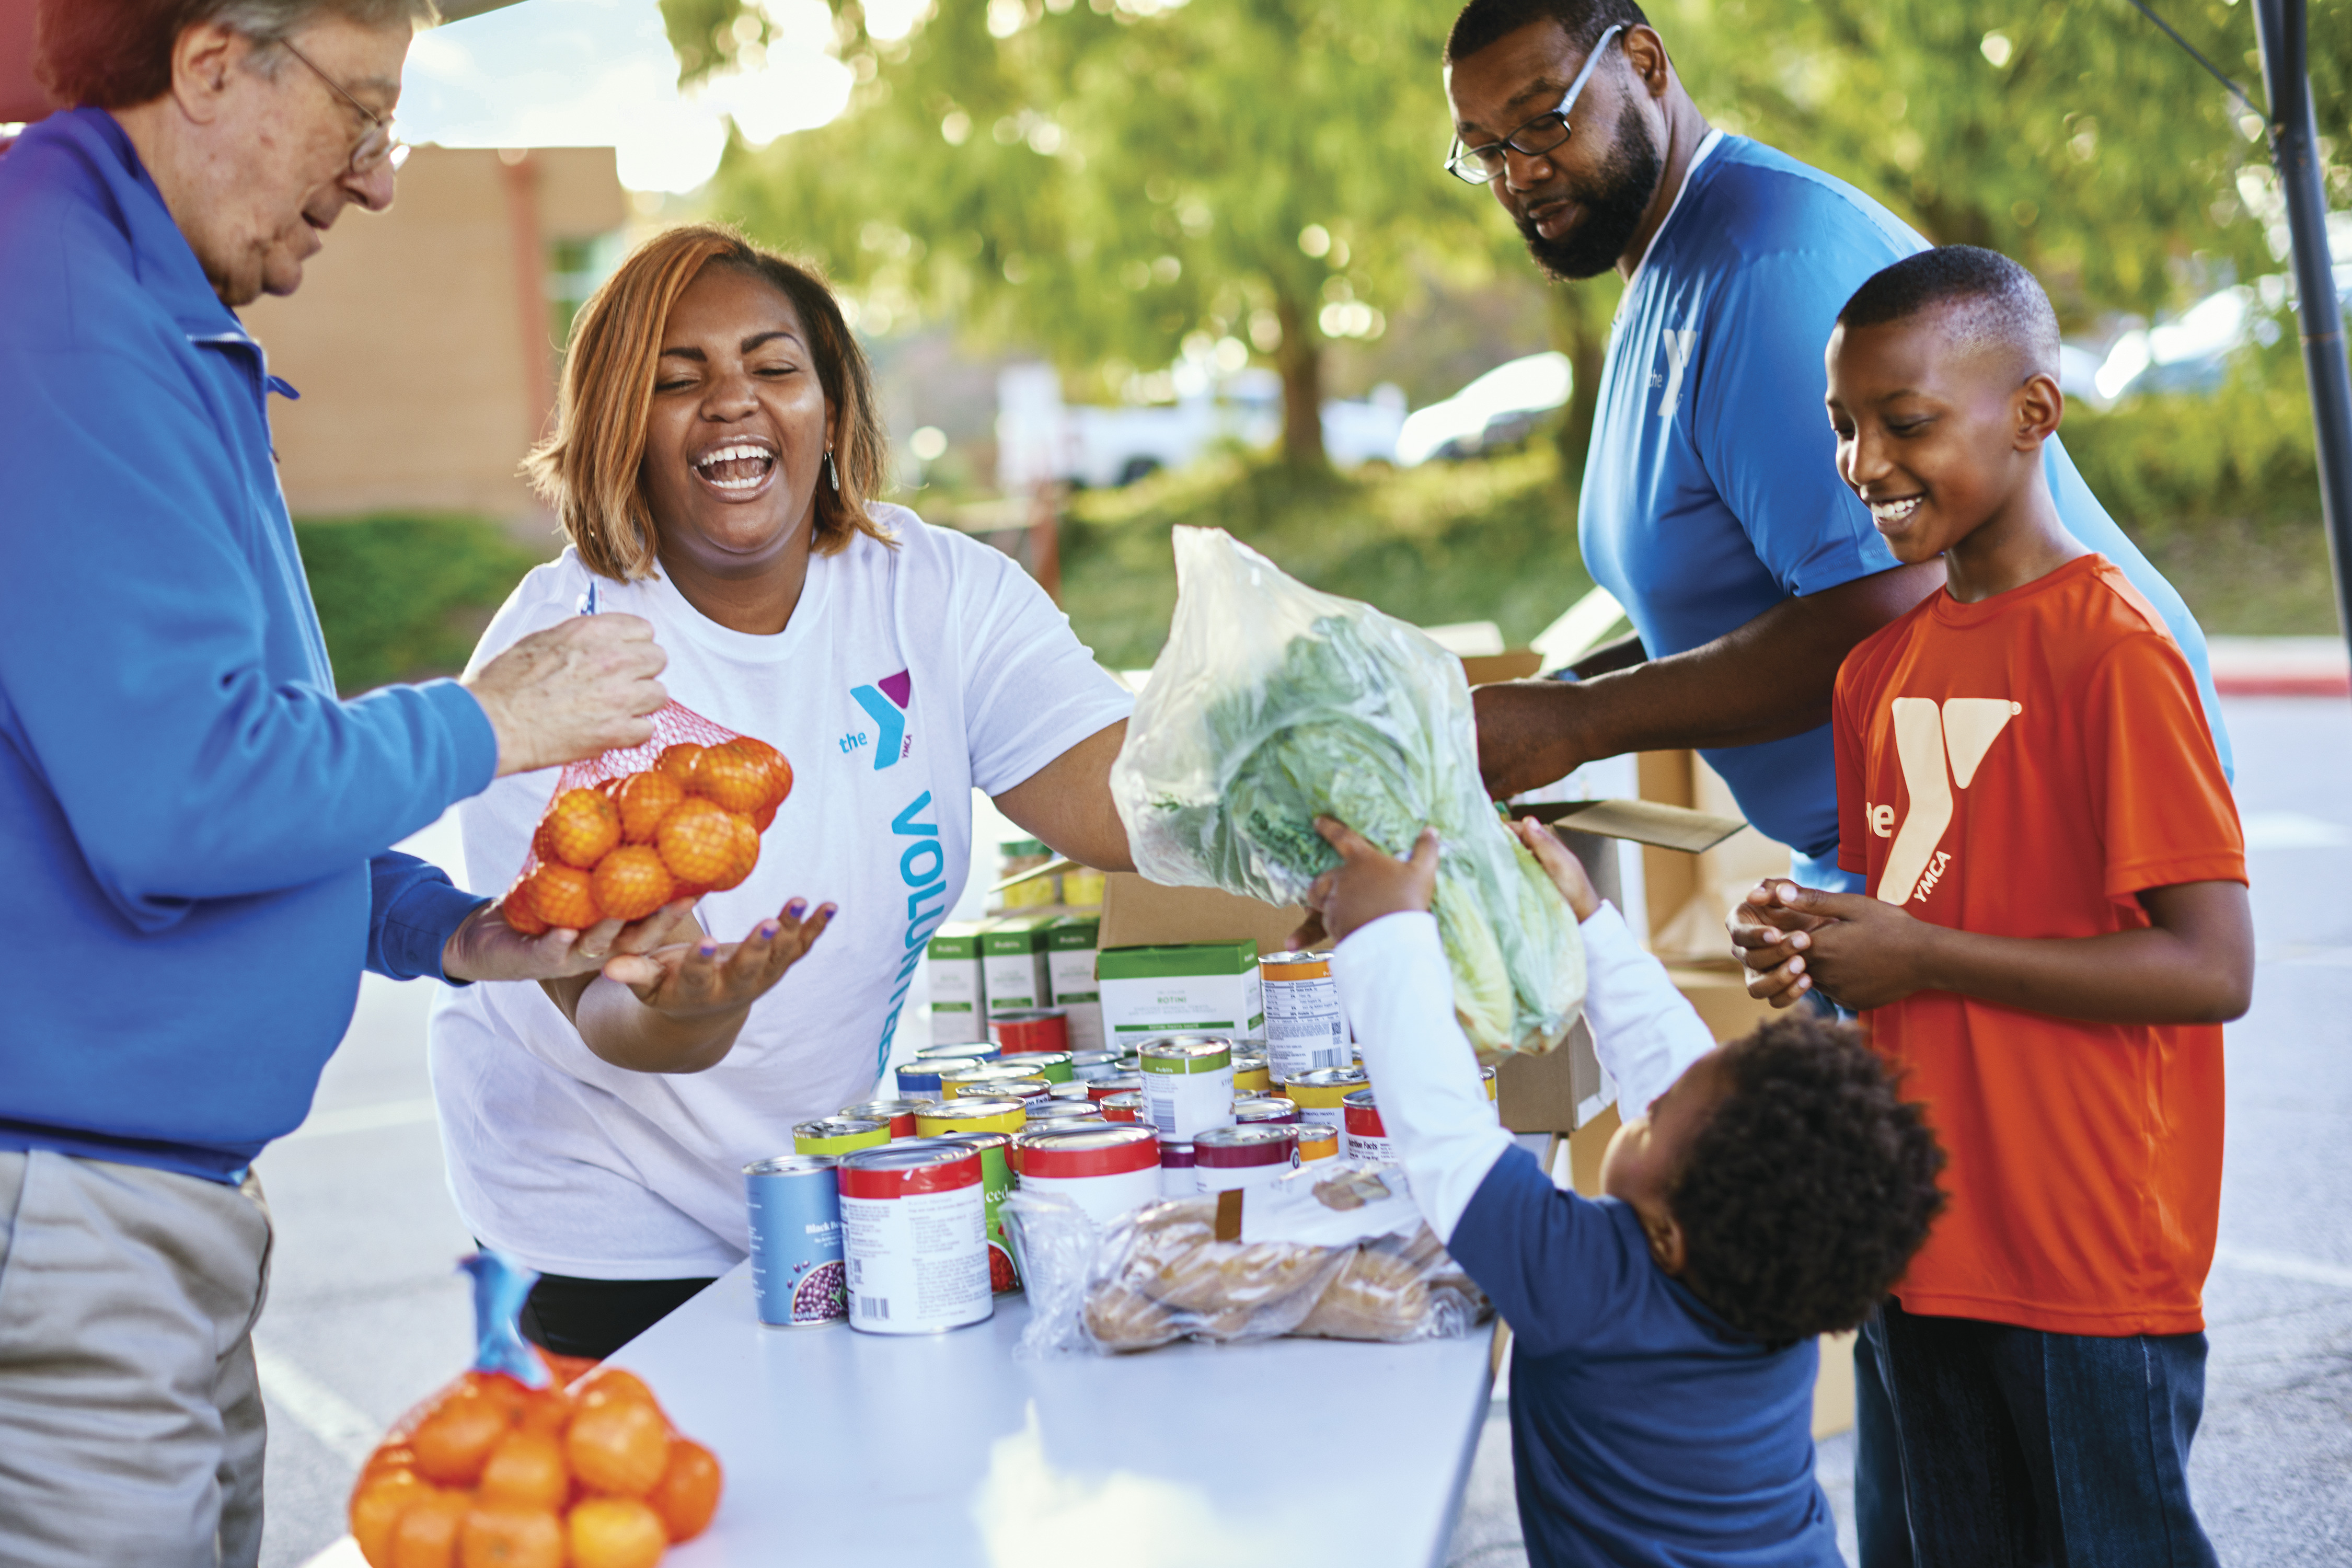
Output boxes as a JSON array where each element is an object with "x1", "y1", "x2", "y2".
[
  {"x1": 1331, "y1": 908, "x2": 1840, "y2": 1567},
  {"x1": 0, "y1": 110, "x2": 498, "y2": 1182}
]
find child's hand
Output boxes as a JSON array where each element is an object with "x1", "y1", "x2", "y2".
[
  {"x1": 602, "y1": 898, "x2": 836, "y2": 1021},
  {"x1": 1305, "y1": 817, "x2": 1437, "y2": 943},
  {"x1": 1737, "y1": 881, "x2": 1929, "y2": 1011},
  {"x1": 1507, "y1": 815, "x2": 1600, "y2": 921}
]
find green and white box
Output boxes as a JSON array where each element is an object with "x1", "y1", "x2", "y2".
[
  {"x1": 925, "y1": 921, "x2": 990, "y2": 1045},
  {"x1": 1097, "y1": 940, "x2": 1265, "y2": 1043},
  {"x1": 1045, "y1": 915, "x2": 1105, "y2": 1053},
  {"x1": 981, "y1": 912, "x2": 1058, "y2": 1018}
]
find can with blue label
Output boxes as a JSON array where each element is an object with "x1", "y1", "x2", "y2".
[{"x1": 745, "y1": 1155, "x2": 845, "y2": 1328}]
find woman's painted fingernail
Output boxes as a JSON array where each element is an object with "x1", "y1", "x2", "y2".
[
  {"x1": 785, "y1": 900, "x2": 808, "y2": 918},
  {"x1": 699, "y1": 942, "x2": 718, "y2": 958},
  {"x1": 760, "y1": 921, "x2": 781, "y2": 939}
]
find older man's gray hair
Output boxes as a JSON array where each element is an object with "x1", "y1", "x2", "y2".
[{"x1": 36, "y1": 0, "x2": 440, "y2": 110}]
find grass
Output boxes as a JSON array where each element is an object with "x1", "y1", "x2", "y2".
[{"x1": 294, "y1": 514, "x2": 550, "y2": 696}]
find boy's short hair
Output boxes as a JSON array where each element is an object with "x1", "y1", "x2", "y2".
[
  {"x1": 1446, "y1": 0, "x2": 1649, "y2": 63},
  {"x1": 1837, "y1": 245, "x2": 2061, "y2": 383},
  {"x1": 1668, "y1": 1014, "x2": 1945, "y2": 1344}
]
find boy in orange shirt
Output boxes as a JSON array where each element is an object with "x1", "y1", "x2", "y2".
[{"x1": 1731, "y1": 246, "x2": 2252, "y2": 1567}]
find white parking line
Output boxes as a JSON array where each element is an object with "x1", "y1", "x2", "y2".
[
  {"x1": 281, "y1": 1098, "x2": 439, "y2": 1140},
  {"x1": 2213, "y1": 1247, "x2": 2352, "y2": 1292},
  {"x1": 251, "y1": 1342, "x2": 380, "y2": 1465}
]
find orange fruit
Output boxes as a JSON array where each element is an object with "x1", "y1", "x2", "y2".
[
  {"x1": 500, "y1": 875, "x2": 550, "y2": 937},
  {"x1": 459, "y1": 1502, "x2": 564, "y2": 1568},
  {"x1": 727, "y1": 736, "x2": 793, "y2": 809},
  {"x1": 522, "y1": 862, "x2": 603, "y2": 932},
  {"x1": 656, "y1": 798, "x2": 747, "y2": 889},
  {"x1": 362, "y1": 1442, "x2": 419, "y2": 1482},
  {"x1": 613, "y1": 770, "x2": 685, "y2": 844},
  {"x1": 411, "y1": 1383, "x2": 516, "y2": 1487},
  {"x1": 653, "y1": 743, "x2": 705, "y2": 788},
  {"x1": 566, "y1": 1497, "x2": 669, "y2": 1568},
  {"x1": 545, "y1": 788, "x2": 621, "y2": 869},
  {"x1": 574, "y1": 1366, "x2": 659, "y2": 1410},
  {"x1": 514, "y1": 1383, "x2": 576, "y2": 1440},
  {"x1": 477, "y1": 1428, "x2": 570, "y2": 1512},
  {"x1": 351, "y1": 1468, "x2": 432, "y2": 1568},
  {"x1": 539, "y1": 1350, "x2": 601, "y2": 1390},
  {"x1": 647, "y1": 1437, "x2": 722, "y2": 1542},
  {"x1": 717, "y1": 812, "x2": 759, "y2": 891},
  {"x1": 591, "y1": 845, "x2": 675, "y2": 924},
  {"x1": 390, "y1": 1486, "x2": 471, "y2": 1568},
  {"x1": 565, "y1": 1392, "x2": 672, "y2": 1497},
  {"x1": 688, "y1": 741, "x2": 771, "y2": 814},
  {"x1": 530, "y1": 820, "x2": 558, "y2": 866},
  {"x1": 752, "y1": 799, "x2": 777, "y2": 832}
]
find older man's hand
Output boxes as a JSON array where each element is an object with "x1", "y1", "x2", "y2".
[
  {"x1": 441, "y1": 897, "x2": 702, "y2": 985},
  {"x1": 464, "y1": 615, "x2": 669, "y2": 777}
]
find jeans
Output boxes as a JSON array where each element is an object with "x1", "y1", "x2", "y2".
[
  {"x1": 1854, "y1": 1307, "x2": 1915, "y2": 1568},
  {"x1": 1877, "y1": 1298, "x2": 2218, "y2": 1568}
]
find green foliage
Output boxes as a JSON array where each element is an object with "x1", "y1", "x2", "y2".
[
  {"x1": 1058, "y1": 443, "x2": 1590, "y2": 668},
  {"x1": 294, "y1": 515, "x2": 549, "y2": 695}
]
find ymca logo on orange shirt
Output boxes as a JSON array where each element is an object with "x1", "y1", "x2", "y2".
[{"x1": 1869, "y1": 697, "x2": 2023, "y2": 905}]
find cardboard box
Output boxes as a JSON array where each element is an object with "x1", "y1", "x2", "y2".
[
  {"x1": 925, "y1": 920, "x2": 990, "y2": 1044},
  {"x1": 1045, "y1": 914, "x2": 1106, "y2": 1053},
  {"x1": 1097, "y1": 939, "x2": 1265, "y2": 1043},
  {"x1": 980, "y1": 912, "x2": 1058, "y2": 1017}
]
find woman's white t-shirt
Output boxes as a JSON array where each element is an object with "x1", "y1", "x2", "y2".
[{"x1": 427, "y1": 509, "x2": 1132, "y2": 1278}]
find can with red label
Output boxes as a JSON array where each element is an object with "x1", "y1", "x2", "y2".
[
  {"x1": 838, "y1": 1099, "x2": 929, "y2": 1139},
  {"x1": 1086, "y1": 1072, "x2": 1145, "y2": 1103},
  {"x1": 838, "y1": 1140, "x2": 992, "y2": 1333},
  {"x1": 1232, "y1": 1095, "x2": 1301, "y2": 1126},
  {"x1": 1101, "y1": 1091, "x2": 1145, "y2": 1124},
  {"x1": 930, "y1": 1131, "x2": 1020, "y2": 1295},
  {"x1": 1342, "y1": 1088, "x2": 1395, "y2": 1163},
  {"x1": 1194, "y1": 1124, "x2": 1300, "y2": 1192},
  {"x1": 989, "y1": 1008, "x2": 1071, "y2": 1058},
  {"x1": 1294, "y1": 1124, "x2": 1340, "y2": 1163},
  {"x1": 1014, "y1": 1124, "x2": 1162, "y2": 1229},
  {"x1": 1287, "y1": 1066, "x2": 1369, "y2": 1137},
  {"x1": 1158, "y1": 1136, "x2": 1196, "y2": 1197},
  {"x1": 744, "y1": 1155, "x2": 845, "y2": 1328}
]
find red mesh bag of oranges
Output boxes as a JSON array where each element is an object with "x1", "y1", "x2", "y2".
[
  {"x1": 350, "y1": 1253, "x2": 722, "y2": 1568},
  {"x1": 498, "y1": 701, "x2": 793, "y2": 934}
]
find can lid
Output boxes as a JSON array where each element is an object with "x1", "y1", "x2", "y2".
[
  {"x1": 1232, "y1": 1097, "x2": 1300, "y2": 1124},
  {"x1": 1027, "y1": 1101, "x2": 1106, "y2": 1122},
  {"x1": 1194, "y1": 1124, "x2": 1299, "y2": 1166},
  {"x1": 793, "y1": 1117, "x2": 885, "y2": 1140},
  {"x1": 1291, "y1": 1067, "x2": 1370, "y2": 1089},
  {"x1": 930, "y1": 1131, "x2": 1012, "y2": 1154},
  {"x1": 1086, "y1": 1074, "x2": 1145, "y2": 1100},
  {"x1": 893, "y1": 1061, "x2": 946, "y2": 1081},
  {"x1": 1341, "y1": 1088, "x2": 1378, "y2": 1107},
  {"x1": 1294, "y1": 1124, "x2": 1339, "y2": 1148},
  {"x1": 941, "y1": 1060, "x2": 1037, "y2": 1081},
  {"x1": 1101, "y1": 1091, "x2": 1144, "y2": 1109},
  {"x1": 1137, "y1": 1036, "x2": 1234, "y2": 1073},
  {"x1": 1231, "y1": 1053, "x2": 1270, "y2": 1070},
  {"x1": 915, "y1": 1042, "x2": 1001, "y2": 1062},
  {"x1": 1070, "y1": 1051, "x2": 1122, "y2": 1068},
  {"x1": 1016, "y1": 1124, "x2": 1161, "y2": 1178},
  {"x1": 917, "y1": 1097, "x2": 1026, "y2": 1121},
  {"x1": 836, "y1": 1140, "x2": 982, "y2": 1197},
  {"x1": 990, "y1": 1010, "x2": 1068, "y2": 1026},
  {"x1": 1001, "y1": 1051, "x2": 1074, "y2": 1070},
  {"x1": 744, "y1": 1154, "x2": 837, "y2": 1175},
  {"x1": 840, "y1": 1100, "x2": 929, "y2": 1119}
]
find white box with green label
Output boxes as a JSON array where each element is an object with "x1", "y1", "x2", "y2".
[
  {"x1": 925, "y1": 920, "x2": 991, "y2": 1044},
  {"x1": 1097, "y1": 940, "x2": 1264, "y2": 1044},
  {"x1": 981, "y1": 913, "x2": 1058, "y2": 1017},
  {"x1": 1045, "y1": 914, "x2": 1105, "y2": 1053}
]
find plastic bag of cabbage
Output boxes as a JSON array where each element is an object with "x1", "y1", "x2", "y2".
[{"x1": 1110, "y1": 526, "x2": 1585, "y2": 1059}]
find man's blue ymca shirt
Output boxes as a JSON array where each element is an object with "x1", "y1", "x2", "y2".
[
  {"x1": 0, "y1": 110, "x2": 498, "y2": 1182},
  {"x1": 1578, "y1": 134, "x2": 2230, "y2": 878},
  {"x1": 1450, "y1": 1145, "x2": 1840, "y2": 1567}
]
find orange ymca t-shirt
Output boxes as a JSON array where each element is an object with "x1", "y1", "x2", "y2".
[{"x1": 1835, "y1": 553, "x2": 2245, "y2": 1336}]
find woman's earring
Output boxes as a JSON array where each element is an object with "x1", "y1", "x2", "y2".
[{"x1": 825, "y1": 449, "x2": 841, "y2": 492}]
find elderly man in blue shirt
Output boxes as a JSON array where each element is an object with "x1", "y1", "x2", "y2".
[
  {"x1": 0, "y1": 3, "x2": 691, "y2": 1561},
  {"x1": 1439, "y1": 3, "x2": 2228, "y2": 1565}
]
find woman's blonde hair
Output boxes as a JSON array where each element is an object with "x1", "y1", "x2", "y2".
[{"x1": 525, "y1": 223, "x2": 893, "y2": 580}]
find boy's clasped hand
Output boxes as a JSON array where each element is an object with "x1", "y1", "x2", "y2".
[{"x1": 1728, "y1": 880, "x2": 1931, "y2": 1012}]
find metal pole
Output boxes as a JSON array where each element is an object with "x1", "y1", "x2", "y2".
[{"x1": 2253, "y1": 0, "x2": 2352, "y2": 663}]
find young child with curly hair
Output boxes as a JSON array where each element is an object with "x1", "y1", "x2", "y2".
[{"x1": 1305, "y1": 814, "x2": 1945, "y2": 1568}]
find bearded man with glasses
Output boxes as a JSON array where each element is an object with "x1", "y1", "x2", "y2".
[
  {"x1": 0, "y1": 5, "x2": 689, "y2": 1562},
  {"x1": 1439, "y1": 4, "x2": 2232, "y2": 1565}
]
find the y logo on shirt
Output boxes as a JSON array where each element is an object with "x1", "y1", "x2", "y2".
[
  {"x1": 1870, "y1": 697, "x2": 2021, "y2": 905},
  {"x1": 847, "y1": 670, "x2": 914, "y2": 771}
]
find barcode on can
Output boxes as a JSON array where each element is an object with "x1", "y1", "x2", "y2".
[
  {"x1": 858, "y1": 1295, "x2": 891, "y2": 1321},
  {"x1": 1310, "y1": 1045, "x2": 1347, "y2": 1069}
]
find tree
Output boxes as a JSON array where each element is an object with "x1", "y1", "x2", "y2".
[{"x1": 665, "y1": 0, "x2": 1518, "y2": 467}]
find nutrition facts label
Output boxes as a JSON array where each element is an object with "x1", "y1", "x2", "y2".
[{"x1": 1263, "y1": 972, "x2": 1348, "y2": 1080}]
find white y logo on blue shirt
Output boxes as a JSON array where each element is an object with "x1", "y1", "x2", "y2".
[{"x1": 1656, "y1": 327, "x2": 1698, "y2": 419}]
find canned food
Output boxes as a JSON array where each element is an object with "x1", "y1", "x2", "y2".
[
  {"x1": 1157, "y1": 1136, "x2": 1196, "y2": 1198},
  {"x1": 931, "y1": 1131, "x2": 1020, "y2": 1294},
  {"x1": 1005, "y1": 1049, "x2": 1075, "y2": 1084},
  {"x1": 792, "y1": 1116, "x2": 890, "y2": 1157},
  {"x1": 990, "y1": 1008, "x2": 1071, "y2": 1058},
  {"x1": 839, "y1": 1099, "x2": 930, "y2": 1139},
  {"x1": 1231, "y1": 1052, "x2": 1272, "y2": 1095},
  {"x1": 1232, "y1": 1095, "x2": 1301, "y2": 1126},
  {"x1": 1138, "y1": 1035, "x2": 1236, "y2": 1141},
  {"x1": 893, "y1": 1059, "x2": 951, "y2": 1098},
  {"x1": 1014, "y1": 1124, "x2": 1162, "y2": 1229},
  {"x1": 1481, "y1": 1064, "x2": 1497, "y2": 1103},
  {"x1": 916, "y1": 1041, "x2": 1002, "y2": 1064},
  {"x1": 969, "y1": 1075, "x2": 1052, "y2": 1108},
  {"x1": 1114, "y1": 1052, "x2": 1142, "y2": 1073},
  {"x1": 1069, "y1": 1050, "x2": 1124, "y2": 1081},
  {"x1": 1100, "y1": 1091, "x2": 1145, "y2": 1124},
  {"x1": 837, "y1": 1140, "x2": 992, "y2": 1333},
  {"x1": 914, "y1": 1097, "x2": 1027, "y2": 1138},
  {"x1": 744, "y1": 1155, "x2": 844, "y2": 1327},
  {"x1": 940, "y1": 1062, "x2": 1051, "y2": 1100},
  {"x1": 1342, "y1": 1088, "x2": 1394, "y2": 1162},
  {"x1": 1086, "y1": 1072, "x2": 1145, "y2": 1103},
  {"x1": 1194, "y1": 1124, "x2": 1300, "y2": 1192},
  {"x1": 1285, "y1": 1066, "x2": 1370, "y2": 1136},
  {"x1": 1294, "y1": 1124, "x2": 1340, "y2": 1162},
  {"x1": 1047, "y1": 1079, "x2": 1095, "y2": 1101},
  {"x1": 1025, "y1": 1099, "x2": 1107, "y2": 1127},
  {"x1": 1260, "y1": 950, "x2": 1350, "y2": 1083}
]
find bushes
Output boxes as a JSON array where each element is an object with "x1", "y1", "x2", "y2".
[{"x1": 294, "y1": 514, "x2": 552, "y2": 696}]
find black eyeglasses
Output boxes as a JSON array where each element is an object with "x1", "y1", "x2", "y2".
[
  {"x1": 278, "y1": 34, "x2": 408, "y2": 176},
  {"x1": 1444, "y1": 23, "x2": 1624, "y2": 186}
]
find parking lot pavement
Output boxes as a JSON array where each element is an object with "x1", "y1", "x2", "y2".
[{"x1": 253, "y1": 702, "x2": 2352, "y2": 1567}]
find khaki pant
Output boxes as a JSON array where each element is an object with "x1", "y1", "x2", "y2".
[{"x1": 0, "y1": 1150, "x2": 273, "y2": 1568}]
